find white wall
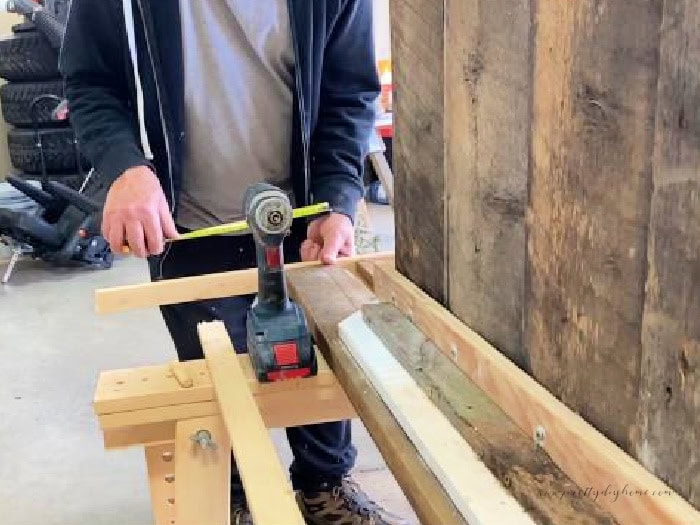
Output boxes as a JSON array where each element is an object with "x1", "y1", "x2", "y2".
[{"x1": 0, "y1": 13, "x2": 22, "y2": 179}]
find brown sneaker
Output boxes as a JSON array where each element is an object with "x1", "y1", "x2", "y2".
[
  {"x1": 296, "y1": 475, "x2": 409, "y2": 525},
  {"x1": 231, "y1": 502, "x2": 254, "y2": 525}
]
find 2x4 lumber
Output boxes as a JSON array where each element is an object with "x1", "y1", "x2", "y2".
[
  {"x1": 174, "y1": 415, "x2": 230, "y2": 525},
  {"x1": 372, "y1": 261, "x2": 700, "y2": 525},
  {"x1": 339, "y1": 311, "x2": 536, "y2": 525},
  {"x1": 104, "y1": 421, "x2": 176, "y2": 450},
  {"x1": 362, "y1": 302, "x2": 616, "y2": 525},
  {"x1": 199, "y1": 321, "x2": 304, "y2": 525},
  {"x1": 94, "y1": 251, "x2": 394, "y2": 314},
  {"x1": 144, "y1": 442, "x2": 177, "y2": 525},
  {"x1": 94, "y1": 354, "x2": 355, "y2": 430},
  {"x1": 286, "y1": 265, "x2": 467, "y2": 525}
]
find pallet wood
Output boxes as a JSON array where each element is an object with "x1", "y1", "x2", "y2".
[
  {"x1": 391, "y1": 0, "x2": 447, "y2": 304},
  {"x1": 199, "y1": 321, "x2": 304, "y2": 525},
  {"x1": 174, "y1": 416, "x2": 230, "y2": 525},
  {"x1": 636, "y1": 0, "x2": 700, "y2": 507},
  {"x1": 144, "y1": 443, "x2": 177, "y2": 525},
  {"x1": 287, "y1": 266, "x2": 466, "y2": 525},
  {"x1": 363, "y1": 302, "x2": 616, "y2": 525},
  {"x1": 444, "y1": 0, "x2": 531, "y2": 370},
  {"x1": 340, "y1": 311, "x2": 535, "y2": 525},
  {"x1": 372, "y1": 261, "x2": 700, "y2": 525},
  {"x1": 94, "y1": 252, "x2": 394, "y2": 314}
]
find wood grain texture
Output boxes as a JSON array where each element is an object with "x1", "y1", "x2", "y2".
[
  {"x1": 373, "y1": 261, "x2": 700, "y2": 525},
  {"x1": 527, "y1": 0, "x2": 661, "y2": 449},
  {"x1": 174, "y1": 416, "x2": 230, "y2": 525},
  {"x1": 445, "y1": 0, "x2": 531, "y2": 370},
  {"x1": 363, "y1": 303, "x2": 617, "y2": 525},
  {"x1": 340, "y1": 312, "x2": 536, "y2": 525},
  {"x1": 287, "y1": 266, "x2": 466, "y2": 525},
  {"x1": 636, "y1": 0, "x2": 700, "y2": 509},
  {"x1": 391, "y1": 0, "x2": 447, "y2": 304},
  {"x1": 199, "y1": 321, "x2": 304, "y2": 525}
]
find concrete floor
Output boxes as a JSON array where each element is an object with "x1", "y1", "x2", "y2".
[{"x1": 0, "y1": 203, "x2": 415, "y2": 525}]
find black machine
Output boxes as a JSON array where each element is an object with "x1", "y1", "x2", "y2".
[{"x1": 243, "y1": 183, "x2": 317, "y2": 382}]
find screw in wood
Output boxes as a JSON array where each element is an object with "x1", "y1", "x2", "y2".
[{"x1": 190, "y1": 429, "x2": 216, "y2": 450}]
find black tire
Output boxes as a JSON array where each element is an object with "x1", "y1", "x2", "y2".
[
  {"x1": 12, "y1": 21, "x2": 36, "y2": 34},
  {"x1": 0, "y1": 80, "x2": 66, "y2": 127},
  {"x1": 8, "y1": 128, "x2": 90, "y2": 174},
  {"x1": 0, "y1": 33, "x2": 59, "y2": 82}
]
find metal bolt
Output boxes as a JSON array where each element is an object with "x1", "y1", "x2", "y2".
[
  {"x1": 190, "y1": 429, "x2": 216, "y2": 450},
  {"x1": 534, "y1": 425, "x2": 546, "y2": 448}
]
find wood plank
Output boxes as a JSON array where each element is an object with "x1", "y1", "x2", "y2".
[
  {"x1": 355, "y1": 260, "x2": 376, "y2": 291},
  {"x1": 340, "y1": 311, "x2": 535, "y2": 525},
  {"x1": 199, "y1": 321, "x2": 304, "y2": 525},
  {"x1": 104, "y1": 421, "x2": 175, "y2": 449},
  {"x1": 94, "y1": 354, "x2": 342, "y2": 414},
  {"x1": 368, "y1": 151, "x2": 394, "y2": 205},
  {"x1": 636, "y1": 0, "x2": 700, "y2": 508},
  {"x1": 144, "y1": 443, "x2": 177, "y2": 525},
  {"x1": 174, "y1": 415, "x2": 230, "y2": 525},
  {"x1": 95, "y1": 251, "x2": 394, "y2": 314},
  {"x1": 98, "y1": 401, "x2": 219, "y2": 429},
  {"x1": 527, "y1": 0, "x2": 660, "y2": 451},
  {"x1": 373, "y1": 261, "x2": 700, "y2": 525},
  {"x1": 287, "y1": 266, "x2": 467, "y2": 525},
  {"x1": 391, "y1": 0, "x2": 447, "y2": 304},
  {"x1": 363, "y1": 302, "x2": 617, "y2": 525},
  {"x1": 444, "y1": 0, "x2": 531, "y2": 370}
]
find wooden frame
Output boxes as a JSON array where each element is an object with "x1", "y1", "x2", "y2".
[{"x1": 370, "y1": 260, "x2": 700, "y2": 525}]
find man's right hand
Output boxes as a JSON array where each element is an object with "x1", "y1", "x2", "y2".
[{"x1": 102, "y1": 166, "x2": 179, "y2": 258}]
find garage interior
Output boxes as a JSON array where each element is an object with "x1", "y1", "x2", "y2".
[{"x1": 1, "y1": 1, "x2": 699, "y2": 525}]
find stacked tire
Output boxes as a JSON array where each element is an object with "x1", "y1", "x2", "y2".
[{"x1": 0, "y1": 20, "x2": 89, "y2": 190}]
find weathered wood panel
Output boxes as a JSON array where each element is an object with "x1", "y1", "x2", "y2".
[
  {"x1": 526, "y1": 0, "x2": 661, "y2": 450},
  {"x1": 391, "y1": 0, "x2": 447, "y2": 304},
  {"x1": 636, "y1": 0, "x2": 700, "y2": 507},
  {"x1": 445, "y1": 0, "x2": 532, "y2": 370}
]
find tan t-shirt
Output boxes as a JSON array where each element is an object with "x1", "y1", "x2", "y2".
[{"x1": 177, "y1": 0, "x2": 295, "y2": 229}]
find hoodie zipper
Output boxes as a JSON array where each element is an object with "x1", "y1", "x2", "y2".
[
  {"x1": 134, "y1": 0, "x2": 175, "y2": 215},
  {"x1": 286, "y1": 0, "x2": 311, "y2": 205}
]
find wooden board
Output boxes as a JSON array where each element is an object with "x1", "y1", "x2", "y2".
[
  {"x1": 373, "y1": 261, "x2": 700, "y2": 525},
  {"x1": 104, "y1": 421, "x2": 176, "y2": 450},
  {"x1": 391, "y1": 0, "x2": 447, "y2": 304},
  {"x1": 98, "y1": 402, "x2": 219, "y2": 429},
  {"x1": 363, "y1": 302, "x2": 617, "y2": 525},
  {"x1": 199, "y1": 321, "x2": 304, "y2": 525},
  {"x1": 526, "y1": 0, "x2": 661, "y2": 451},
  {"x1": 174, "y1": 416, "x2": 230, "y2": 525},
  {"x1": 94, "y1": 252, "x2": 393, "y2": 314},
  {"x1": 144, "y1": 443, "x2": 177, "y2": 525},
  {"x1": 340, "y1": 311, "x2": 535, "y2": 525},
  {"x1": 445, "y1": 0, "x2": 531, "y2": 370},
  {"x1": 636, "y1": 0, "x2": 700, "y2": 508},
  {"x1": 287, "y1": 266, "x2": 466, "y2": 525}
]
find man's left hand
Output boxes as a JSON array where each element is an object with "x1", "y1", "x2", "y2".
[{"x1": 301, "y1": 213, "x2": 354, "y2": 264}]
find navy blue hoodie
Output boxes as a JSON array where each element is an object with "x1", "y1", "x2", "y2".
[{"x1": 59, "y1": 0, "x2": 380, "y2": 223}]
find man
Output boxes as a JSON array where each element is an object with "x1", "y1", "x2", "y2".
[{"x1": 60, "y1": 1, "x2": 406, "y2": 524}]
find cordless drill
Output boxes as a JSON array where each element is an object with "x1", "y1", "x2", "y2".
[{"x1": 243, "y1": 183, "x2": 317, "y2": 382}]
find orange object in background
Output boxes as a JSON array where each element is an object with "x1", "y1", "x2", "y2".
[{"x1": 378, "y1": 59, "x2": 393, "y2": 114}]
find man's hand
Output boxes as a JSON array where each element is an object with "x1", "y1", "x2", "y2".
[
  {"x1": 301, "y1": 213, "x2": 354, "y2": 264},
  {"x1": 102, "y1": 166, "x2": 179, "y2": 258}
]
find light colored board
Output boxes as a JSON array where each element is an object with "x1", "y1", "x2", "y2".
[
  {"x1": 287, "y1": 265, "x2": 467, "y2": 525},
  {"x1": 339, "y1": 312, "x2": 534, "y2": 525},
  {"x1": 104, "y1": 421, "x2": 175, "y2": 449},
  {"x1": 95, "y1": 251, "x2": 394, "y2": 314},
  {"x1": 355, "y1": 260, "x2": 376, "y2": 291},
  {"x1": 94, "y1": 354, "x2": 341, "y2": 414},
  {"x1": 373, "y1": 261, "x2": 700, "y2": 525},
  {"x1": 99, "y1": 401, "x2": 219, "y2": 429},
  {"x1": 199, "y1": 321, "x2": 305, "y2": 525},
  {"x1": 368, "y1": 151, "x2": 394, "y2": 205},
  {"x1": 174, "y1": 416, "x2": 230, "y2": 525},
  {"x1": 144, "y1": 442, "x2": 177, "y2": 525}
]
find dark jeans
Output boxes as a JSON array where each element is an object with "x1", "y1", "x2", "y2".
[{"x1": 147, "y1": 223, "x2": 356, "y2": 501}]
